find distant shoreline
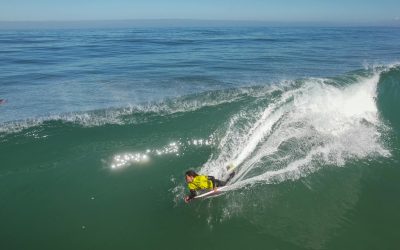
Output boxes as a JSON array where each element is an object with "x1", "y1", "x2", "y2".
[{"x1": 0, "y1": 19, "x2": 399, "y2": 29}]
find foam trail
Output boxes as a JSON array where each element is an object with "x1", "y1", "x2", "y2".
[
  {"x1": 232, "y1": 92, "x2": 291, "y2": 166},
  {"x1": 201, "y1": 89, "x2": 295, "y2": 179},
  {"x1": 203, "y1": 71, "x2": 390, "y2": 188}
]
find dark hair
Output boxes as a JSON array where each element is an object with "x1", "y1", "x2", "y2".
[{"x1": 185, "y1": 170, "x2": 198, "y2": 177}]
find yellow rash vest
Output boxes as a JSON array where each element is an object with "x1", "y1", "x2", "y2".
[{"x1": 188, "y1": 175, "x2": 214, "y2": 191}]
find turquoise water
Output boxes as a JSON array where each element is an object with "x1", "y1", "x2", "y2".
[{"x1": 1, "y1": 26, "x2": 400, "y2": 250}]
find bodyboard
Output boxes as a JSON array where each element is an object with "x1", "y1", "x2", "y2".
[{"x1": 194, "y1": 186, "x2": 229, "y2": 199}]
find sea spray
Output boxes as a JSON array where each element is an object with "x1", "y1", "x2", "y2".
[{"x1": 201, "y1": 71, "x2": 390, "y2": 190}]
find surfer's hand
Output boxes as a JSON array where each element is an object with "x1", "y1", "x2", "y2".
[
  {"x1": 213, "y1": 188, "x2": 218, "y2": 192},
  {"x1": 184, "y1": 196, "x2": 190, "y2": 203}
]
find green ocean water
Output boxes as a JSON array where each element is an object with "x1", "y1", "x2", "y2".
[{"x1": 1, "y1": 65, "x2": 400, "y2": 250}]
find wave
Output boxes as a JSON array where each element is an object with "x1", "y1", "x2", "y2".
[
  {"x1": 2, "y1": 65, "x2": 398, "y2": 183},
  {"x1": 199, "y1": 65, "x2": 398, "y2": 190},
  {"x1": 2, "y1": 64, "x2": 398, "y2": 135},
  {"x1": 0, "y1": 86, "x2": 273, "y2": 135},
  {"x1": 377, "y1": 64, "x2": 400, "y2": 130}
]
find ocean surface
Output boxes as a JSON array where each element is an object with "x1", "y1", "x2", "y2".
[{"x1": 1, "y1": 26, "x2": 400, "y2": 250}]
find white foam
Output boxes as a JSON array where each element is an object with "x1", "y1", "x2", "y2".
[{"x1": 202, "y1": 71, "x2": 390, "y2": 189}]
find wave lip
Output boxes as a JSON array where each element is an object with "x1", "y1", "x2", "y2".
[{"x1": 0, "y1": 87, "x2": 259, "y2": 135}]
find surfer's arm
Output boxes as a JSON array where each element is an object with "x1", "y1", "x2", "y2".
[
  {"x1": 208, "y1": 176, "x2": 223, "y2": 189},
  {"x1": 188, "y1": 190, "x2": 196, "y2": 199},
  {"x1": 207, "y1": 175, "x2": 217, "y2": 188},
  {"x1": 185, "y1": 189, "x2": 197, "y2": 203}
]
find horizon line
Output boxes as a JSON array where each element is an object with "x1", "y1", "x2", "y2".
[{"x1": 0, "y1": 18, "x2": 399, "y2": 29}]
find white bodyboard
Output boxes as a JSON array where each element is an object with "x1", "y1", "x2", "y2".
[{"x1": 194, "y1": 186, "x2": 229, "y2": 199}]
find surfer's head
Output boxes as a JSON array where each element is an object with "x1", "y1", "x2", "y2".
[{"x1": 185, "y1": 170, "x2": 198, "y2": 183}]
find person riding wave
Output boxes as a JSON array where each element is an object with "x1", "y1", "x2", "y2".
[{"x1": 184, "y1": 169, "x2": 235, "y2": 203}]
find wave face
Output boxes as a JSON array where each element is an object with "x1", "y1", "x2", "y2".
[{"x1": 1, "y1": 66, "x2": 399, "y2": 249}]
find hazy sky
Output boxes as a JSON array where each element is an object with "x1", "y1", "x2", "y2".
[{"x1": 1, "y1": 0, "x2": 399, "y2": 23}]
